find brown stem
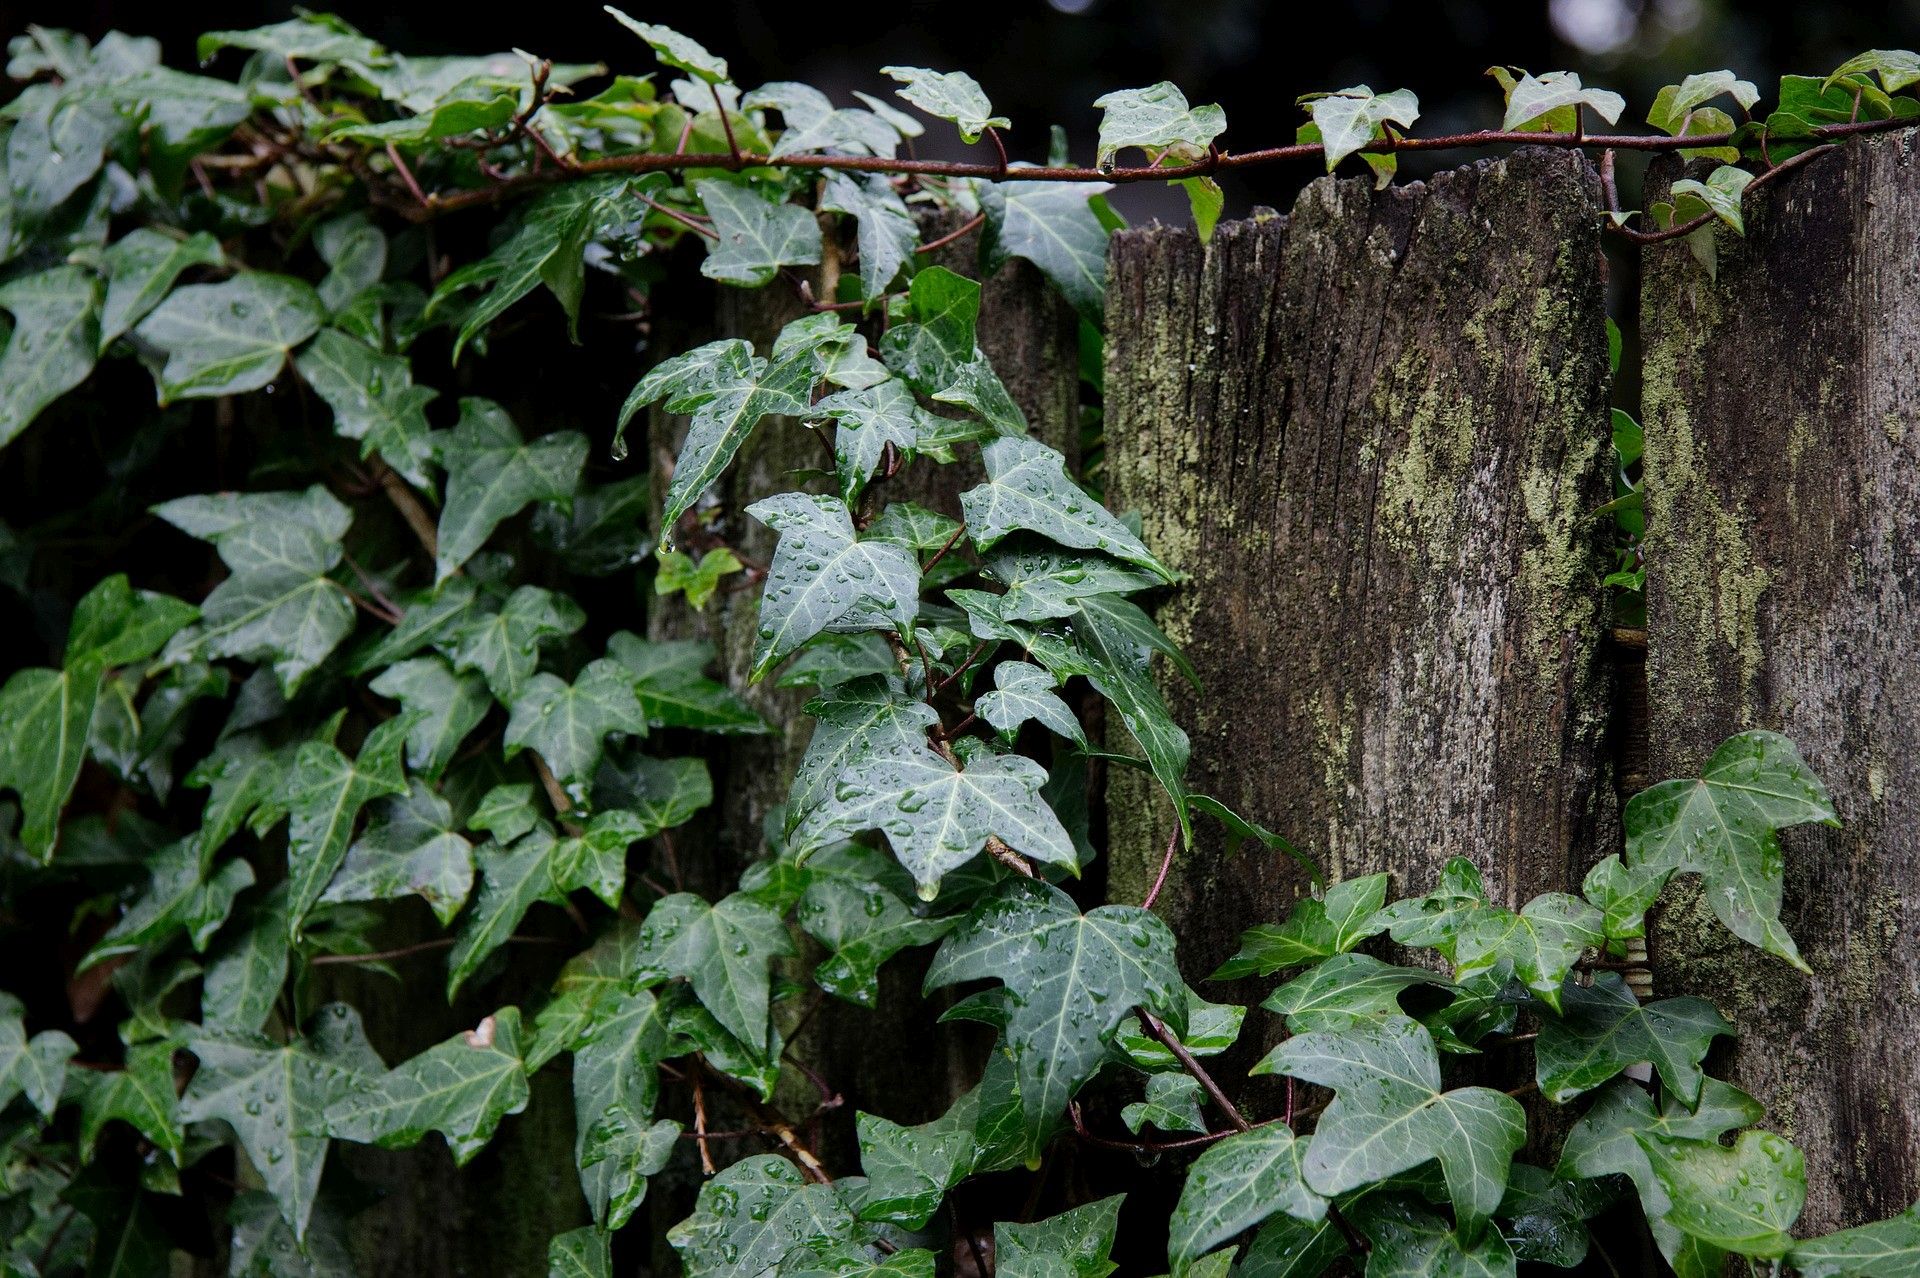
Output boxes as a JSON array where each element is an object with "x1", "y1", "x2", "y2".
[
  {"x1": 530, "y1": 752, "x2": 586, "y2": 837},
  {"x1": 308, "y1": 935, "x2": 558, "y2": 966},
  {"x1": 370, "y1": 458, "x2": 441, "y2": 561},
  {"x1": 384, "y1": 142, "x2": 433, "y2": 210},
  {"x1": 918, "y1": 210, "x2": 987, "y2": 255},
  {"x1": 1140, "y1": 825, "x2": 1180, "y2": 910},
  {"x1": 712, "y1": 80, "x2": 743, "y2": 164},
  {"x1": 691, "y1": 1067, "x2": 717, "y2": 1175},
  {"x1": 1139, "y1": 1009, "x2": 1252, "y2": 1132}
]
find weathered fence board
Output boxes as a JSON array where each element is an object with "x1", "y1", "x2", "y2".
[
  {"x1": 1103, "y1": 149, "x2": 1616, "y2": 995},
  {"x1": 1641, "y1": 129, "x2": 1920, "y2": 1231}
]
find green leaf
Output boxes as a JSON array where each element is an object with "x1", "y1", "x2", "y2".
[
  {"x1": 0, "y1": 659, "x2": 104, "y2": 861},
  {"x1": 811, "y1": 379, "x2": 945, "y2": 501},
  {"x1": 433, "y1": 398, "x2": 587, "y2": 581},
  {"x1": 1791, "y1": 1200, "x2": 1920, "y2": 1277},
  {"x1": 1496, "y1": 1164, "x2": 1613, "y2": 1269},
  {"x1": 1345, "y1": 1196, "x2": 1516, "y2": 1277},
  {"x1": 787, "y1": 675, "x2": 940, "y2": 831},
  {"x1": 819, "y1": 172, "x2": 919, "y2": 299},
  {"x1": 132, "y1": 274, "x2": 324, "y2": 402},
  {"x1": 318, "y1": 781, "x2": 474, "y2": 926},
  {"x1": 284, "y1": 715, "x2": 412, "y2": 936},
  {"x1": 441, "y1": 584, "x2": 585, "y2": 705},
  {"x1": 962, "y1": 438, "x2": 1172, "y2": 580},
  {"x1": 324, "y1": 1006, "x2": 529, "y2": 1163},
  {"x1": 622, "y1": 338, "x2": 813, "y2": 533},
  {"x1": 294, "y1": 328, "x2": 437, "y2": 489},
  {"x1": 505, "y1": 658, "x2": 650, "y2": 791},
  {"x1": 197, "y1": 14, "x2": 388, "y2": 72},
  {"x1": 1168, "y1": 1126, "x2": 1323, "y2": 1275},
  {"x1": 796, "y1": 746, "x2": 1078, "y2": 897},
  {"x1": 880, "y1": 67, "x2": 1008, "y2": 144},
  {"x1": 1121, "y1": 1071, "x2": 1206, "y2": 1135},
  {"x1": 0, "y1": 265, "x2": 102, "y2": 447},
  {"x1": 201, "y1": 884, "x2": 291, "y2": 1034},
  {"x1": 1237, "y1": 1214, "x2": 1348, "y2": 1278},
  {"x1": 1377, "y1": 857, "x2": 1603, "y2": 1011},
  {"x1": 0, "y1": 997, "x2": 77, "y2": 1119},
  {"x1": 368, "y1": 657, "x2": 489, "y2": 781},
  {"x1": 633, "y1": 891, "x2": 796, "y2": 1051},
  {"x1": 1114, "y1": 987, "x2": 1244, "y2": 1070},
  {"x1": 696, "y1": 177, "x2": 824, "y2": 287},
  {"x1": 1212, "y1": 873, "x2": 1389, "y2": 978},
  {"x1": 5, "y1": 87, "x2": 122, "y2": 224},
  {"x1": 1625, "y1": 729, "x2": 1836, "y2": 970},
  {"x1": 1055, "y1": 594, "x2": 1192, "y2": 830},
  {"x1": 926, "y1": 878, "x2": 1183, "y2": 1139},
  {"x1": 227, "y1": 1188, "x2": 356, "y2": 1277},
  {"x1": 604, "y1": 10, "x2": 727, "y2": 82},
  {"x1": 1828, "y1": 50, "x2": 1920, "y2": 92},
  {"x1": 606, "y1": 634, "x2": 763, "y2": 735},
  {"x1": 1665, "y1": 164, "x2": 1755, "y2": 234},
  {"x1": 570, "y1": 986, "x2": 678, "y2": 1228},
  {"x1": 1647, "y1": 1130, "x2": 1805, "y2": 1258},
  {"x1": 784, "y1": 1245, "x2": 937, "y2": 1278},
  {"x1": 979, "y1": 180, "x2": 1114, "y2": 326},
  {"x1": 593, "y1": 753, "x2": 714, "y2": 833},
  {"x1": 667, "y1": 1155, "x2": 868, "y2": 1276},
  {"x1": 1495, "y1": 69, "x2": 1625, "y2": 131},
  {"x1": 1579, "y1": 852, "x2": 1666, "y2": 944},
  {"x1": 84, "y1": 837, "x2": 254, "y2": 965},
  {"x1": 855, "y1": 1104, "x2": 974, "y2": 1229},
  {"x1": 996, "y1": 1196, "x2": 1123, "y2": 1278},
  {"x1": 532, "y1": 474, "x2": 654, "y2": 575},
  {"x1": 976, "y1": 660, "x2": 1084, "y2": 745},
  {"x1": 178, "y1": 1007, "x2": 379, "y2": 1241},
  {"x1": 1533, "y1": 972, "x2": 1731, "y2": 1105},
  {"x1": 746, "y1": 493, "x2": 922, "y2": 681},
  {"x1": 979, "y1": 547, "x2": 1159, "y2": 623},
  {"x1": 1092, "y1": 82, "x2": 1226, "y2": 168},
  {"x1": 1260, "y1": 953, "x2": 1452, "y2": 1034},
  {"x1": 1558, "y1": 1076, "x2": 1763, "y2": 1209},
  {"x1": 877, "y1": 266, "x2": 980, "y2": 396},
  {"x1": 1299, "y1": 85, "x2": 1419, "y2": 171},
  {"x1": 447, "y1": 827, "x2": 565, "y2": 997},
  {"x1": 547, "y1": 1227, "x2": 612, "y2": 1278},
  {"x1": 1257, "y1": 1016, "x2": 1525, "y2": 1232},
  {"x1": 797, "y1": 878, "x2": 956, "y2": 1007},
  {"x1": 745, "y1": 82, "x2": 901, "y2": 158},
  {"x1": 76, "y1": 1040, "x2": 182, "y2": 1163},
  {"x1": 654, "y1": 548, "x2": 743, "y2": 610}
]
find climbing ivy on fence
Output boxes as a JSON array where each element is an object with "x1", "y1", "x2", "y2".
[{"x1": 0, "y1": 11, "x2": 1917, "y2": 1276}]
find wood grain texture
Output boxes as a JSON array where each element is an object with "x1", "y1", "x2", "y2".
[
  {"x1": 1641, "y1": 128, "x2": 1920, "y2": 1231},
  {"x1": 1102, "y1": 149, "x2": 1616, "y2": 1003}
]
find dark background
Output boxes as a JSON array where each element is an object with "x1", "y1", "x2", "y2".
[{"x1": 4, "y1": 0, "x2": 1918, "y2": 222}]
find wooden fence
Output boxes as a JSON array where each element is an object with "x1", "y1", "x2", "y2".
[{"x1": 623, "y1": 135, "x2": 1920, "y2": 1256}]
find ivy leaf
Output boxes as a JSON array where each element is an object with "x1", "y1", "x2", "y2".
[
  {"x1": 1092, "y1": 82, "x2": 1226, "y2": 168},
  {"x1": 533, "y1": 474, "x2": 654, "y2": 576},
  {"x1": 1055, "y1": 594, "x2": 1192, "y2": 833},
  {"x1": 1260, "y1": 953, "x2": 1452, "y2": 1034},
  {"x1": 1114, "y1": 988, "x2": 1244, "y2": 1070},
  {"x1": 819, "y1": 172, "x2": 919, "y2": 299},
  {"x1": 427, "y1": 176, "x2": 637, "y2": 360},
  {"x1": 856, "y1": 1105, "x2": 975, "y2": 1229},
  {"x1": 177, "y1": 1007, "x2": 379, "y2": 1241},
  {"x1": 797, "y1": 878, "x2": 957, "y2": 1007},
  {"x1": 201, "y1": 885, "x2": 291, "y2": 1034},
  {"x1": 1345, "y1": 1196, "x2": 1518, "y2": 1278},
  {"x1": 812, "y1": 380, "x2": 945, "y2": 501},
  {"x1": 1496, "y1": 1164, "x2": 1614, "y2": 1269},
  {"x1": 284, "y1": 715, "x2": 412, "y2": 937},
  {"x1": 294, "y1": 328, "x2": 437, "y2": 489},
  {"x1": 227, "y1": 1188, "x2": 356, "y2": 1277},
  {"x1": 622, "y1": 339, "x2": 813, "y2": 533},
  {"x1": 1299, "y1": 85, "x2": 1419, "y2": 171},
  {"x1": 1258, "y1": 1016, "x2": 1526, "y2": 1232},
  {"x1": 448, "y1": 827, "x2": 565, "y2": 997},
  {"x1": 77, "y1": 1040, "x2": 182, "y2": 1164},
  {"x1": 654, "y1": 548, "x2": 743, "y2": 610},
  {"x1": 1827, "y1": 49, "x2": 1920, "y2": 92},
  {"x1": 1168, "y1": 1126, "x2": 1323, "y2": 1275},
  {"x1": 667, "y1": 1155, "x2": 868, "y2": 1277},
  {"x1": 324, "y1": 1007, "x2": 529, "y2": 1164},
  {"x1": 926, "y1": 878, "x2": 1183, "y2": 1139},
  {"x1": 593, "y1": 753, "x2": 714, "y2": 833},
  {"x1": 1579, "y1": 853, "x2": 1667, "y2": 945},
  {"x1": 0, "y1": 265, "x2": 101, "y2": 446},
  {"x1": 745, "y1": 493, "x2": 921, "y2": 681},
  {"x1": 605, "y1": 9, "x2": 727, "y2": 83},
  {"x1": 1496, "y1": 69, "x2": 1625, "y2": 131},
  {"x1": 880, "y1": 67, "x2": 1008, "y2": 143},
  {"x1": 367, "y1": 657, "x2": 489, "y2": 781},
  {"x1": 1558, "y1": 1077, "x2": 1764, "y2": 1215},
  {"x1": 0, "y1": 996, "x2": 77, "y2": 1119},
  {"x1": 504, "y1": 659, "x2": 650, "y2": 791},
  {"x1": 313, "y1": 212, "x2": 386, "y2": 315},
  {"x1": 797, "y1": 748, "x2": 1078, "y2": 897},
  {"x1": 1664, "y1": 164, "x2": 1755, "y2": 235},
  {"x1": 696, "y1": 177, "x2": 824, "y2": 287},
  {"x1": 976, "y1": 660, "x2": 1084, "y2": 745},
  {"x1": 571, "y1": 987, "x2": 678, "y2": 1228},
  {"x1": 633, "y1": 891, "x2": 795, "y2": 1052},
  {"x1": 548, "y1": 1227, "x2": 612, "y2": 1278},
  {"x1": 745, "y1": 82, "x2": 901, "y2": 158},
  {"x1": 1378, "y1": 857, "x2": 1603, "y2": 1011},
  {"x1": 132, "y1": 275, "x2": 325, "y2": 402},
  {"x1": 996, "y1": 1196, "x2": 1123, "y2": 1278},
  {"x1": 433, "y1": 398, "x2": 587, "y2": 581},
  {"x1": 0, "y1": 660, "x2": 104, "y2": 862},
  {"x1": 1647, "y1": 1130, "x2": 1805, "y2": 1258},
  {"x1": 978, "y1": 547, "x2": 1158, "y2": 623},
  {"x1": 607, "y1": 633, "x2": 764, "y2": 734},
  {"x1": 1212, "y1": 873, "x2": 1390, "y2": 978},
  {"x1": 441, "y1": 584, "x2": 585, "y2": 705},
  {"x1": 978, "y1": 180, "x2": 1114, "y2": 326},
  {"x1": 1790, "y1": 1200, "x2": 1920, "y2": 1277},
  {"x1": 787, "y1": 676, "x2": 940, "y2": 832},
  {"x1": 1121, "y1": 1071, "x2": 1206, "y2": 1136},
  {"x1": 1625, "y1": 730, "x2": 1837, "y2": 971},
  {"x1": 197, "y1": 15, "x2": 389, "y2": 73},
  {"x1": 85, "y1": 838, "x2": 254, "y2": 964},
  {"x1": 961, "y1": 438, "x2": 1172, "y2": 580},
  {"x1": 877, "y1": 266, "x2": 979, "y2": 395},
  {"x1": 318, "y1": 781, "x2": 474, "y2": 926},
  {"x1": 1533, "y1": 973, "x2": 1731, "y2": 1105},
  {"x1": 784, "y1": 1246, "x2": 937, "y2": 1278}
]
